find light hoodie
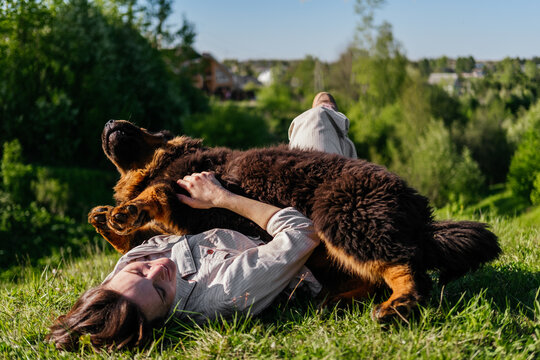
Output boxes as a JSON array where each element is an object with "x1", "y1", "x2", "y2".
[{"x1": 288, "y1": 106, "x2": 358, "y2": 159}]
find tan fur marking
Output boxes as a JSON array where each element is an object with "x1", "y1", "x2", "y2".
[
  {"x1": 331, "y1": 281, "x2": 377, "y2": 302},
  {"x1": 318, "y1": 232, "x2": 386, "y2": 284},
  {"x1": 132, "y1": 185, "x2": 171, "y2": 221},
  {"x1": 381, "y1": 264, "x2": 416, "y2": 300},
  {"x1": 374, "y1": 264, "x2": 418, "y2": 320},
  {"x1": 168, "y1": 136, "x2": 193, "y2": 146},
  {"x1": 114, "y1": 169, "x2": 147, "y2": 202}
]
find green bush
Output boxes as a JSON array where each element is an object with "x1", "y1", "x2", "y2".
[
  {"x1": 183, "y1": 102, "x2": 275, "y2": 149},
  {"x1": 0, "y1": 0, "x2": 206, "y2": 168},
  {"x1": 32, "y1": 168, "x2": 69, "y2": 216},
  {"x1": 1, "y1": 139, "x2": 117, "y2": 220},
  {"x1": 507, "y1": 127, "x2": 540, "y2": 202},
  {"x1": 38, "y1": 166, "x2": 117, "y2": 221},
  {"x1": 256, "y1": 82, "x2": 304, "y2": 142},
  {"x1": 391, "y1": 121, "x2": 485, "y2": 207},
  {"x1": 0, "y1": 139, "x2": 113, "y2": 270},
  {"x1": 457, "y1": 99, "x2": 513, "y2": 185},
  {"x1": 531, "y1": 173, "x2": 540, "y2": 205},
  {"x1": 348, "y1": 102, "x2": 402, "y2": 163},
  {"x1": 0, "y1": 196, "x2": 97, "y2": 270},
  {"x1": 1, "y1": 140, "x2": 34, "y2": 205}
]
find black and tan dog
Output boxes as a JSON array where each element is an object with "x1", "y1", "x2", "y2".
[{"x1": 89, "y1": 120, "x2": 501, "y2": 322}]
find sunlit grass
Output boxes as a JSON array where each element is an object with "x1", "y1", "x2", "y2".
[{"x1": 1, "y1": 209, "x2": 539, "y2": 359}]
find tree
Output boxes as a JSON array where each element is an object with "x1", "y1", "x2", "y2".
[
  {"x1": 507, "y1": 102, "x2": 540, "y2": 202},
  {"x1": 434, "y1": 56, "x2": 450, "y2": 72},
  {"x1": 353, "y1": 0, "x2": 407, "y2": 108},
  {"x1": 183, "y1": 102, "x2": 273, "y2": 149},
  {"x1": 326, "y1": 46, "x2": 361, "y2": 104},
  {"x1": 507, "y1": 126, "x2": 540, "y2": 202},
  {"x1": 391, "y1": 121, "x2": 484, "y2": 207},
  {"x1": 455, "y1": 56, "x2": 475, "y2": 73},
  {"x1": 523, "y1": 60, "x2": 539, "y2": 81},
  {"x1": 0, "y1": 0, "x2": 205, "y2": 168}
]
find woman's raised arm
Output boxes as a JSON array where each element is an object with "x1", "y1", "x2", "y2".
[{"x1": 176, "y1": 172, "x2": 281, "y2": 230}]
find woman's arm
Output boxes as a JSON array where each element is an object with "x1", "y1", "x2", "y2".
[{"x1": 176, "y1": 172, "x2": 280, "y2": 230}]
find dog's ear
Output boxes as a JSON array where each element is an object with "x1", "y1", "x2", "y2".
[
  {"x1": 170, "y1": 136, "x2": 205, "y2": 154},
  {"x1": 159, "y1": 130, "x2": 174, "y2": 141},
  {"x1": 182, "y1": 137, "x2": 204, "y2": 149}
]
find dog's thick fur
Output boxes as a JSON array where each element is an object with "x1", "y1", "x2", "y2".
[{"x1": 89, "y1": 120, "x2": 501, "y2": 322}]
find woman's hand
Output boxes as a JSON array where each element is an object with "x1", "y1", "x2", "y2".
[
  {"x1": 177, "y1": 171, "x2": 281, "y2": 230},
  {"x1": 176, "y1": 172, "x2": 232, "y2": 209}
]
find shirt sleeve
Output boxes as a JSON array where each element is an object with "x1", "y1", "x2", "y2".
[{"x1": 212, "y1": 207, "x2": 320, "y2": 317}]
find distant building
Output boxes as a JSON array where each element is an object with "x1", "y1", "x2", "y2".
[
  {"x1": 461, "y1": 66, "x2": 485, "y2": 79},
  {"x1": 164, "y1": 48, "x2": 260, "y2": 100},
  {"x1": 428, "y1": 73, "x2": 460, "y2": 94},
  {"x1": 257, "y1": 69, "x2": 273, "y2": 86},
  {"x1": 192, "y1": 53, "x2": 260, "y2": 100},
  {"x1": 191, "y1": 53, "x2": 234, "y2": 97}
]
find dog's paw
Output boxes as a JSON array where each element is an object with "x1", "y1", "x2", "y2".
[
  {"x1": 371, "y1": 296, "x2": 416, "y2": 323},
  {"x1": 88, "y1": 206, "x2": 113, "y2": 230},
  {"x1": 108, "y1": 203, "x2": 148, "y2": 234}
]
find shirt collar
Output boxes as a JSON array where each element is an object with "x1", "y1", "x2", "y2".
[{"x1": 168, "y1": 238, "x2": 197, "y2": 317}]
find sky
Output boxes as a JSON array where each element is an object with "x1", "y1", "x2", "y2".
[{"x1": 171, "y1": 0, "x2": 540, "y2": 62}]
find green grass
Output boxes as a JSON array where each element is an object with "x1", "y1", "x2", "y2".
[{"x1": 1, "y1": 209, "x2": 539, "y2": 359}]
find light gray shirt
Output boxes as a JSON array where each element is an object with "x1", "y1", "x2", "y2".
[
  {"x1": 288, "y1": 106, "x2": 358, "y2": 159},
  {"x1": 103, "y1": 207, "x2": 322, "y2": 323}
]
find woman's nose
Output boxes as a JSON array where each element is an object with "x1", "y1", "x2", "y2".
[{"x1": 148, "y1": 264, "x2": 165, "y2": 281}]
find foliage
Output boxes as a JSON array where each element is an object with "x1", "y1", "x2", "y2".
[
  {"x1": 507, "y1": 126, "x2": 540, "y2": 202},
  {"x1": 353, "y1": 33, "x2": 407, "y2": 108},
  {"x1": 531, "y1": 174, "x2": 540, "y2": 206},
  {"x1": 32, "y1": 168, "x2": 70, "y2": 217},
  {"x1": 0, "y1": 140, "x2": 113, "y2": 269},
  {"x1": 35, "y1": 166, "x2": 118, "y2": 220},
  {"x1": 0, "y1": 197, "x2": 96, "y2": 270},
  {"x1": 256, "y1": 82, "x2": 305, "y2": 142},
  {"x1": 0, "y1": 0, "x2": 206, "y2": 169},
  {"x1": 391, "y1": 121, "x2": 484, "y2": 207},
  {"x1": 280, "y1": 55, "x2": 320, "y2": 98},
  {"x1": 183, "y1": 102, "x2": 275, "y2": 149},
  {"x1": 505, "y1": 99, "x2": 540, "y2": 145},
  {"x1": 1, "y1": 140, "x2": 34, "y2": 205},
  {"x1": 457, "y1": 99, "x2": 513, "y2": 185},
  {"x1": 455, "y1": 56, "x2": 476, "y2": 73}
]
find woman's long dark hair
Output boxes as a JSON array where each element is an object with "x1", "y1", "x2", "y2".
[{"x1": 47, "y1": 286, "x2": 163, "y2": 351}]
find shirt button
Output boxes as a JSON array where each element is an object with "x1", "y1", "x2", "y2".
[{"x1": 207, "y1": 249, "x2": 214, "y2": 254}]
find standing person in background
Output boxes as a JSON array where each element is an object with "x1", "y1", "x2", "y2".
[{"x1": 288, "y1": 92, "x2": 357, "y2": 159}]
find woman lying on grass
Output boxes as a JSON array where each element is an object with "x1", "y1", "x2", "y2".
[{"x1": 47, "y1": 172, "x2": 321, "y2": 351}]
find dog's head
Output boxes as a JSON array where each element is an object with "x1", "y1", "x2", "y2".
[{"x1": 102, "y1": 120, "x2": 174, "y2": 175}]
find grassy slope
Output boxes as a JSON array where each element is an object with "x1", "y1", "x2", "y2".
[{"x1": 1, "y1": 205, "x2": 539, "y2": 359}]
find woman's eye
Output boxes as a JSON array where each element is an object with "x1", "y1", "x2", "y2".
[{"x1": 156, "y1": 286, "x2": 165, "y2": 299}]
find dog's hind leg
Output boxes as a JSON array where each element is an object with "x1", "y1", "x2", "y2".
[
  {"x1": 371, "y1": 264, "x2": 431, "y2": 322},
  {"x1": 319, "y1": 234, "x2": 431, "y2": 322}
]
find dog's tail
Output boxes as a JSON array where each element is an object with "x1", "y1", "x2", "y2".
[{"x1": 425, "y1": 221, "x2": 501, "y2": 284}]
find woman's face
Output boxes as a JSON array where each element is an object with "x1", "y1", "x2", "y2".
[{"x1": 105, "y1": 257, "x2": 177, "y2": 322}]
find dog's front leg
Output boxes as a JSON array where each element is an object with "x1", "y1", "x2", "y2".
[
  {"x1": 106, "y1": 184, "x2": 178, "y2": 236},
  {"x1": 89, "y1": 205, "x2": 169, "y2": 253}
]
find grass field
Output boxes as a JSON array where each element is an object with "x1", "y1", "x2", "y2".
[{"x1": 1, "y1": 205, "x2": 539, "y2": 359}]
